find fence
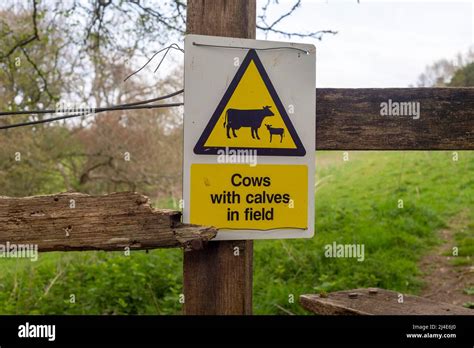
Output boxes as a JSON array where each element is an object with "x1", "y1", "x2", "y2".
[{"x1": 0, "y1": 0, "x2": 472, "y2": 315}]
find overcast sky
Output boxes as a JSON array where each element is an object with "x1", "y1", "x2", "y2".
[{"x1": 258, "y1": 0, "x2": 473, "y2": 87}]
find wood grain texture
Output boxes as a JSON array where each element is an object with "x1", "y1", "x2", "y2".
[
  {"x1": 317, "y1": 88, "x2": 474, "y2": 150},
  {"x1": 300, "y1": 288, "x2": 474, "y2": 315},
  {"x1": 184, "y1": 240, "x2": 253, "y2": 315},
  {"x1": 0, "y1": 192, "x2": 216, "y2": 252},
  {"x1": 186, "y1": 0, "x2": 256, "y2": 38},
  {"x1": 184, "y1": 0, "x2": 255, "y2": 315}
]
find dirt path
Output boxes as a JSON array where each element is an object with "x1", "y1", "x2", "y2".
[{"x1": 419, "y1": 211, "x2": 473, "y2": 307}]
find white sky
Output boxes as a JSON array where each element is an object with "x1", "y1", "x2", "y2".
[{"x1": 258, "y1": 0, "x2": 474, "y2": 87}]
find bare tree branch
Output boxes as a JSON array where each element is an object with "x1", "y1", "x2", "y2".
[
  {"x1": 265, "y1": 0, "x2": 302, "y2": 31},
  {"x1": 0, "y1": 0, "x2": 39, "y2": 60},
  {"x1": 20, "y1": 46, "x2": 56, "y2": 103},
  {"x1": 129, "y1": 1, "x2": 185, "y2": 34},
  {"x1": 257, "y1": 0, "x2": 338, "y2": 40},
  {"x1": 257, "y1": 25, "x2": 338, "y2": 40}
]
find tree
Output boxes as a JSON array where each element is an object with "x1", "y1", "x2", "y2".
[
  {"x1": 0, "y1": 0, "x2": 335, "y2": 200},
  {"x1": 415, "y1": 48, "x2": 474, "y2": 87},
  {"x1": 0, "y1": 8, "x2": 184, "y2": 199},
  {"x1": 448, "y1": 62, "x2": 474, "y2": 87}
]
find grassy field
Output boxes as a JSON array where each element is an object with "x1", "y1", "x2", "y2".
[{"x1": 0, "y1": 151, "x2": 472, "y2": 314}]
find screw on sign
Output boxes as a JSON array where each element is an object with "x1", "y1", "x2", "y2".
[{"x1": 183, "y1": 35, "x2": 315, "y2": 240}]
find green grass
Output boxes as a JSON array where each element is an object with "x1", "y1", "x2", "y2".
[
  {"x1": 453, "y1": 220, "x2": 474, "y2": 257},
  {"x1": 0, "y1": 250, "x2": 183, "y2": 315},
  {"x1": 255, "y1": 151, "x2": 473, "y2": 314},
  {"x1": 449, "y1": 220, "x2": 474, "y2": 267},
  {"x1": 463, "y1": 302, "x2": 474, "y2": 309},
  {"x1": 0, "y1": 151, "x2": 472, "y2": 314},
  {"x1": 464, "y1": 287, "x2": 474, "y2": 296}
]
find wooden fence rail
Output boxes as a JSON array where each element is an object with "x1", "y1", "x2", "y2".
[
  {"x1": 0, "y1": 192, "x2": 216, "y2": 252},
  {"x1": 0, "y1": 0, "x2": 473, "y2": 317},
  {"x1": 300, "y1": 288, "x2": 474, "y2": 315},
  {"x1": 0, "y1": 87, "x2": 471, "y2": 254},
  {"x1": 317, "y1": 88, "x2": 474, "y2": 150}
]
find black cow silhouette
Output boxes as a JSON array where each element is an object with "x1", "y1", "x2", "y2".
[
  {"x1": 223, "y1": 106, "x2": 274, "y2": 139},
  {"x1": 265, "y1": 124, "x2": 285, "y2": 143}
]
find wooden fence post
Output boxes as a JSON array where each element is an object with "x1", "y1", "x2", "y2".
[{"x1": 183, "y1": 0, "x2": 256, "y2": 315}]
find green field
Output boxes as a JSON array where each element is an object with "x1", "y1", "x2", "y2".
[{"x1": 0, "y1": 151, "x2": 472, "y2": 314}]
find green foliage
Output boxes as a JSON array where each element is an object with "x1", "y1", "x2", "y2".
[
  {"x1": 0, "y1": 250, "x2": 183, "y2": 315},
  {"x1": 463, "y1": 302, "x2": 474, "y2": 309},
  {"x1": 451, "y1": 219, "x2": 474, "y2": 267},
  {"x1": 0, "y1": 127, "x2": 85, "y2": 196},
  {"x1": 0, "y1": 152, "x2": 472, "y2": 314},
  {"x1": 449, "y1": 62, "x2": 474, "y2": 87},
  {"x1": 464, "y1": 287, "x2": 474, "y2": 296},
  {"x1": 253, "y1": 151, "x2": 473, "y2": 314}
]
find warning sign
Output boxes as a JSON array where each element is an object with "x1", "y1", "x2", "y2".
[
  {"x1": 194, "y1": 49, "x2": 305, "y2": 156},
  {"x1": 183, "y1": 34, "x2": 315, "y2": 240},
  {"x1": 190, "y1": 164, "x2": 308, "y2": 229}
]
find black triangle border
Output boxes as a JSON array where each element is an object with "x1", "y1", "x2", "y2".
[{"x1": 193, "y1": 49, "x2": 306, "y2": 156}]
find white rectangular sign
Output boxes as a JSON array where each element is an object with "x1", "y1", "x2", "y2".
[{"x1": 183, "y1": 34, "x2": 316, "y2": 240}]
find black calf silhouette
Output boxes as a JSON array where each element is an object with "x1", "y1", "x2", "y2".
[{"x1": 265, "y1": 124, "x2": 285, "y2": 143}]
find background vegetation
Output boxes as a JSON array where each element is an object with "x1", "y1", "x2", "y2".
[
  {"x1": 0, "y1": 1, "x2": 472, "y2": 315},
  {"x1": 0, "y1": 151, "x2": 472, "y2": 314}
]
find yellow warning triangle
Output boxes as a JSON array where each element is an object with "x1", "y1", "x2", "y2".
[{"x1": 194, "y1": 49, "x2": 305, "y2": 156}]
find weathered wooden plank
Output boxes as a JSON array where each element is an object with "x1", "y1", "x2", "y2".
[
  {"x1": 0, "y1": 192, "x2": 216, "y2": 252},
  {"x1": 316, "y1": 88, "x2": 474, "y2": 150},
  {"x1": 300, "y1": 288, "x2": 474, "y2": 315},
  {"x1": 183, "y1": 0, "x2": 255, "y2": 315}
]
